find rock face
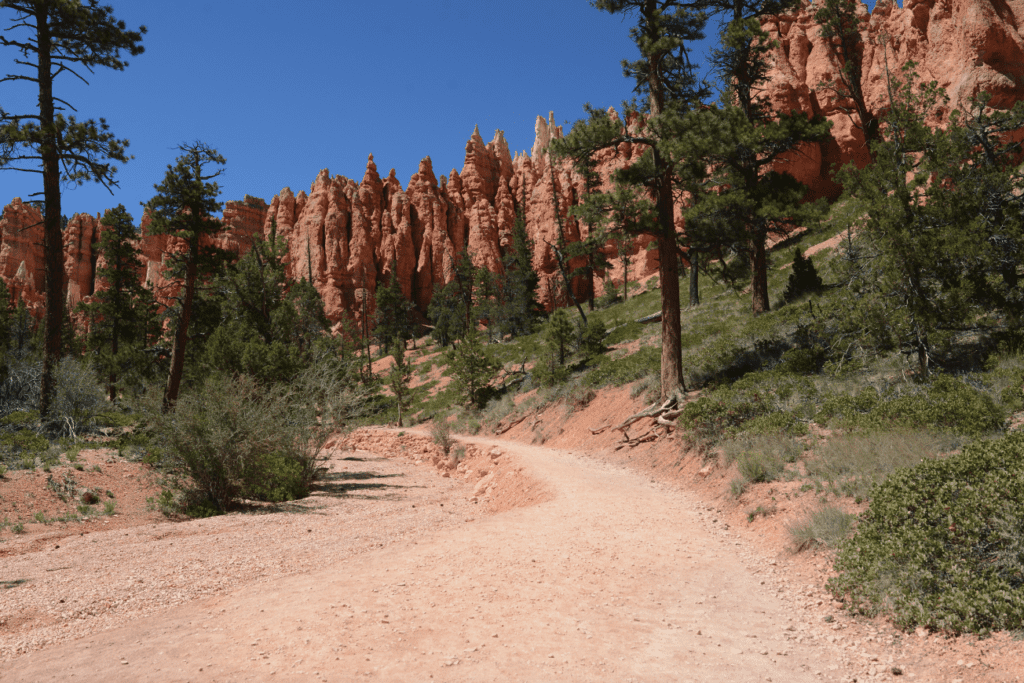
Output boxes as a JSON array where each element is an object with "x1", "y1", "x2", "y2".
[
  {"x1": 3, "y1": 0, "x2": 1022, "y2": 329},
  {"x1": 763, "y1": 0, "x2": 1024, "y2": 198}
]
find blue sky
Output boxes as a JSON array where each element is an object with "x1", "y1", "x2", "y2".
[{"x1": 1, "y1": 0, "x2": 878, "y2": 220}]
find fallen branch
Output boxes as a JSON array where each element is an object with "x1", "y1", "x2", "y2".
[{"x1": 589, "y1": 423, "x2": 611, "y2": 435}]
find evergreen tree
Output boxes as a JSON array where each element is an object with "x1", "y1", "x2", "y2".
[
  {"x1": 144, "y1": 142, "x2": 230, "y2": 411},
  {"x1": 203, "y1": 219, "x2": 331, "y2": 384},
  {"x1": 0, "y1": 1, "x2": 145, "y2": 416},
  {"x1": 836, "y1": 63, "x2": 1024, "y2": 374},
  {"x1": 681, "y1": 0, "x2": 831, "y2": 315},
  {"x1": 546, "y1": 307, "x2": 574, "y2": 366},
  {"x1": 372, "y1": 261, "x2": 415, "y2": 354},
  {"x1": 445, "y1": 329, "x2": 498, "y2": 409},
  {"x1": 387, "y1": 340, "x2": 413, "y2": 427},
  {"x1": 428, "y1": 246, "x2": 478, "y2": 347},
  {"x1": 783, "y1": 248, "x2": 823, "y2": 304},
  {"x1": 496, "y1": 182, "x2": 542, "y2": 337},
  {"x1": 79, "y1": 205, "x2": 149, "y2": 400},
  {"x1": 552, "y1": 0, "x2": 710, "y2": 401},
  {"x1": 814, "y1": 0, "x2": 877, "y2": 151}
]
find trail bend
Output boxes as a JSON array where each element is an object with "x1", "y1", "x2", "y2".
[{"x1": 4, "y1": 430, "x2": 841, "y2": 682}]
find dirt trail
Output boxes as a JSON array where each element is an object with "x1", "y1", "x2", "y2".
[{"x1": 4, "y1": 431, "x2": 844, "y2": 682}]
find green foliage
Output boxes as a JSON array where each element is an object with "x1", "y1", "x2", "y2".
[
  {"x1": 387, "y1": 342, "x2": 413, "y2": 427},
  {"x1": 0, "y1": 428, "x2": 49, "y2": 461},
  {"x1": 815, "y1": 375, "x2": 1004, "y2": 436},
  {"x1": 428, "y1": 247, "x2": 477, "y2": 347},
  {"x1": 546, "y1": 308, "x2": 574, "y2": 366},
  {"x1": 373, "y1": 262, "x2": 415, "y2": 353},
  {"x1": 532, "y1": 348, "x2": 571, "y2": 388},
  {"x1": 445, "y1": 330, "x2": 498, "y2": 409},
  {"x1": 204, "y1": 219, "x2": 332, "y2": 384},
  {"x1": 832, "y1": 65, "x2": 1024, "y2": 374},
  {"x1": 829, "y1": 432, "x2": 1024, "y2": 634},
  {"x1": 145, "y1": 142, "x2": 232, "y2": 410},
  {"x1": 489, "y1": 187, "x2": 542, "y2": 339},
  {"x1": 578, "y1": 318, "x2": 608, "y2": 360},
  {"x1": 783, "y1": 249, "x2": 824, "y2": 304},
  {"x1": 78, "y1": 205, "x2": 157, "y2": 400},
  {"x1": 150, "y1": 361, "x2": 354, "y2": 514}
]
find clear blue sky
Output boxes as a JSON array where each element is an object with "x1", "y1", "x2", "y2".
[{"x1": 1, "y1": 0, "x2": 878, "y2": 221}]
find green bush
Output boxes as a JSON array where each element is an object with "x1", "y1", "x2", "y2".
[
  {"x1": 49, "y1": 357, "x2": 107, "y2": 436},
  {"x1": 778, "y1": 346, "x2": 825, "y2": 375},
  {"x1": 152, "y1": 363, "x2": 351, "y2": 514},
  {"x1": 828, "y1": 432, "x2": 1024, "y2": 634},
  {"x1": 816, "y1": 375, "x2": 1004, "y2": 436},
  {"x1": 736, "y1": 449, "x2": 784, "y2": 483}
]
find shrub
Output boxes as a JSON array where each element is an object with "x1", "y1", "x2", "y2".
[
  {"x1": 816, "y1": 375, "x2": 1004, "y2": 436},
  {"x1": 532, "y1": 348, "x2": 571, "y2": 387},
  {"x1": 151, "y1": 363, "x2": 350, "y2": 514},
  {"x1": 787, "y1": 505, "x2": 856, "y2": 551},
  {"x1": 49, "y1": 357, "x2": 107, "y2": 436},
  {"x1": 735, "y1": 449, "x2": 784, "y2": 484},
  {"x1": 431, "y1": 420, "x2": 455, "y2": 456},
  {"x1": 783, "y1": 248, "x2": 824, "y2": 303},
  {"x1": 828, "y1": 432, "x2": 1024, "y2": 634},
  {"x1": 445, "y1": 330, "x2": 499, "y2": 409}
]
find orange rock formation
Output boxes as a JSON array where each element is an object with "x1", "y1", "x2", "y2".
[{"x1": 2, "y1": 0, "x2": 1021, "y2": 329}]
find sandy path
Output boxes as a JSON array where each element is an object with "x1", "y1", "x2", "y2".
[{"x1": 3, "y1": 432, "x2": 843, "y2": 682}]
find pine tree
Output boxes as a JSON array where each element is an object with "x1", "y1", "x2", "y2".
[
  {"x1": 783, "y1": 248, "x2": 823, "y2": 304},
  {"x1": 445, "y1": 329, "x2": 498, "y2": 409},
  {"x1": 0, "y1": 1, "x2": 145, "y2": 416},
  {"x1": 546, "y1": 307, "x2": 574, "y2": 366},
  {"x1": 814, "y1": 0, "x2": 877, "y2": 151},
  {"x1": 203, "y1": 218, "x2": 331, "y2": 384},
  {"x1": 387, "y1": 340, "x2": 413, "y2": 427},
  {"x1": 144, "y1": 142, "x2": 230, "y2": 411},
  {"x1": 552, "y1": 0, "x2": 710, "y2": 401},
  {"x1": 373, "y1": 261, "x2": 414, "y2": 354},
  {"x1": 79, "y1": 205, "x2": 149, "y2": 400},
  {"x1": 835, "y1": 63, "x2": 1024, "y2": 374},
  {"x1": 682, "y1": 0, "x2": 831, "y2": 315},
  {"x1": 428, "y1": 246, "x2": 478, "y2": 347}
]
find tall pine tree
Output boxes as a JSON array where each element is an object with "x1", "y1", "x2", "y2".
[
  {"x1": 144, "y1": 142, "x2": 230, "y2": 411},
  {"x1": 0, "y1": 1, "x2": 145, "y2": 415},
  {"x1": 79, "y1": 204, "x2": 150, "y2": 401},
  {"x1": 552, "y1": 0, "x2": 710, "y2": 401}
]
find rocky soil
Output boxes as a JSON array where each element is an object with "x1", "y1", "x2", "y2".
[{"x1": 1, "y1": 409, "x2": 1022, "y2": 682}]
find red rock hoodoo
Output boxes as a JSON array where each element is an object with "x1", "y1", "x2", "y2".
[{"x1": 2, "y1": 0, "x2": 1021, "y2": 328}]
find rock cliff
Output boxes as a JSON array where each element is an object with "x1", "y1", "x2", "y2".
[
  {"x1": 763, "y1": 0, "x2": 1024, "y2": 197},
  {"x1": 2, "y1": 0, "x2": 1022, "y2": 330}
]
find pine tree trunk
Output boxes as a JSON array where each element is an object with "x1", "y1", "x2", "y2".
[
  {"x1": 163, "y1": 242, "x2": 198, "y2": 412},
  {"x1": 655, "y1": 168, "x2": 684, "y2": 400},
  {"x1": 36, "y1": 9, "x2": 62, "y2": 418},
  {"x1": 689, "y1": 250, "x2": 700, "y2": 307},
  {"x1": 109, "y1": 326, "x2": 118, "y2": 403},
  {"x1": 751, "y1": 234, "x2": 770, "y2": 315}
]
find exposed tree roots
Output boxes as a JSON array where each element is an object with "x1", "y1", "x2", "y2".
[{"x1": 614, "y1": 389, "x2": 685, "y2": 431}]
